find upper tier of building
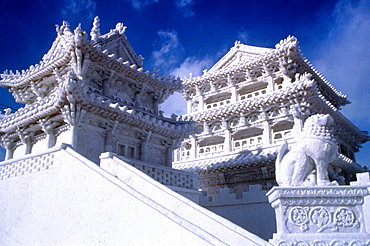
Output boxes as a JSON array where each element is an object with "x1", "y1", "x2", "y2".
[
  {"x1": 0, "y1": 17, "x2": 182, "y2": 107},
  {"x1": 183, "y1": 36, "x2": 349, "y2": 112}
]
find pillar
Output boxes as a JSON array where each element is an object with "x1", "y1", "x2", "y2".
[
  {"x1": 292, "y1": 116, "x2": 304, "y2": 138},
  {"x1": 187, "y1": 100, "x2": 193, "y2": 114},
  {"x1": 267, "y1": 76, "x2": 275, "y2": 92},
  {"x1": 231, "y1": 86, "x2": 237, "y2": 103},
  {"x1": 190, "y1": 135, "x2": 197, "y2": 159},
  {"x1": 140, "y1": 131, "x2": 152, "y2": 162},
  {"x1": 198, "y1": 95, "x2": 204, "y2": 111},
  {"x1": 61, "y1": 103, "x2": 85, "y2": 148},
  {"x1": 224, "y1": 129, "x2": 232, "y2": 152},
  {"x1": 2, "y1": 136, "x2": 14, "y2": 160}
]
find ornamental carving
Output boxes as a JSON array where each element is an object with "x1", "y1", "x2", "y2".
[
  {"x1": 286, "y1": 206, "x2": 360, "y2": 233},
  {"x1": 333, "y1": 208, "x2": 359, "y2": 230},
  {"x1": 310, "y1": 207, "x2": 330, "y2": 232},
  {"x1": 289, "y1": 207, "x2": 309, "y2": 231},
  {"x1": 276, "y1": 240, "x2": 370, "y2": 246}
]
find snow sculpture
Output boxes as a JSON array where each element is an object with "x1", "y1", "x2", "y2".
[
  {"x1": 90, "y1": 16, "x2": 100, "y2": 43},
  {"x1": 275, "y1": 114, "x2": 338, "y2": 186}
]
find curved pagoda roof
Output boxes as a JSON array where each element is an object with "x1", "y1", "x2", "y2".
[
  {"x1": 183, "y1": 36, "x2": 349, "y2": 110},
  {"x1": 0, "y1": 18, "x2": 196, "y2": 140},
  {"x1": 0, "y1": 18, "x2": 182, "y2": 104}
]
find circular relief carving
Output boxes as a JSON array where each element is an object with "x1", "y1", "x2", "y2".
[
  {"x1": 277, "y1": 241, "x2": 290, "y2": 246},
  {"x1": 330, "y1": 240, "x2": 346, "y2": 246},
  {"x1": 334, "y1": 208, "x2": 356, "y2": 227},
  {"x1": 349, "y1": 240, "x2": 364, "y2": 246},
  {"x1": 296, "y1": 241, "x2": 309, "y2": 246},
  {"x1": 313, "y1": 241, "x2": 327, "y2": 246},
  {"x1": 289, "y1": 207, "x2": 308, "y2": 225},
  {"x1": 310, "y1": 207, "x2": 330, "y2": 229}
]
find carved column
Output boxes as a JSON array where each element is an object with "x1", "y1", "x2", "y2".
[
  {"x1": 238, "y1": 113, "x2": 246, "y2": 126},
  {"x1": 103, "y1": 71, "x2": 115, "y2": 96},
  {"x1": 230, "y1": 86, "x2": 237, "y2": 103},
  {"x1": 187, "y1": 100, "x2": 193, "y2": 114},
  {"x1": 198, "y1": 95, "x2": 205, "y2": 111},
  {"x1": 105, "y1": 121, "x2": 118, "y2": 152},
  {"x1": 39, "y1": 118, "x2": 57, "y2": 148},
  {"x1": 267, "y1": 77, "x2": 275, "y2": 92},
  {"x1": 2, "y1": 134, "x2": 15, "y2": 160},
  {"x1": 263, "y1": 63, "x2": 275, "y2": 93},
  {"x1": 140, "y1": 131, "x2": 152, "y2": 162},
  {"x1": 166, "y1": 145, "x2": 173, "y2": 167},
  {"x1": 261, "y1": 112, "x2": 271, "y2": 145},
  {"x1": 190, "y1": 135, "x2": 197, "y2": 159},
  {"x1": 262, "y1": 121, "x2": 271, "y2": 146},
  {"x1": 196, "y1": 85, "x2": 205, "y2": 111},
  {"x1": 61, "y1": 103, "x2": 85, "y2": 148},
  {"x1": 165, "y1": 139, "x2": 180, "y2": 167},
  {"x1": 17, "y1": 128, "x2": 32, "y2": 154},
  {"x1": 224, "y1": 129, "x2": 232, "y2": 152},
  {"x1": 221, "y1": 118, "x2": 232, "y2": 153},
  {"x1": 228, "y1": 75, "x2": 238, "y2": 103},
  {"x1": 203, "y1": 121, "x2": 210, "y2": 135},
  {"x1": 135, "y1": 85, "x2": 147, "y2": 109}
]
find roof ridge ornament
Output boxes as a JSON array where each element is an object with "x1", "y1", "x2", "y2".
[
  {"x1": 115, "y1": 22, "x2": 127, "y2": 35},
  {"x1": 90, "y1": 16, "x2": 101, "y2": 43},
  {"x1": 275, "y1": 35, "x2": 300, "y2": 56},
  {"x1": 55, "y1": 21, "x2": 72, "y2": 37}
]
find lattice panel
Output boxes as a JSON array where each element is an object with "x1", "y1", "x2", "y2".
[
  {"x1": 131, "y1": 163, "x2": 196, "y2": 189},
  {"x1": 0, "y1": 153, "x2": 54, "y2": 180}
]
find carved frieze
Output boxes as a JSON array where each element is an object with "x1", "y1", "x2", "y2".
[
  {"x1": 268, "y1": 186, "x2": 370, "y2": 245},
  {"x1": 287, "y1": 206, "x2": 361, "y2": 233}
]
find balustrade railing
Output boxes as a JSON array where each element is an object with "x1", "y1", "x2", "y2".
[
  {"x1": 180, "y1": 148, "x2": 191, "y2": 161},
  {"x1": 233, "y1": 136, "x2": 263, "y2": 151},
  {"x1": 205, "y1": 98, "x2": 231, "y2": 110},
  {"x1": 239, "y1": 88, "x2": 267, "y2": 101},
  {"x1": 273, "y1": 130, "x2": 293, "y2": 144},
  {"x1": 198, "y1": 143, "x2": 225, "y2": 158},
  {"x1": 121, "y1": 157, "x2": 198, "y2": 190}
]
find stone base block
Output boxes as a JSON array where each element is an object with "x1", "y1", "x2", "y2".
[{"x1": 267, "y1": 186, "x2": 370, "y2": 245}]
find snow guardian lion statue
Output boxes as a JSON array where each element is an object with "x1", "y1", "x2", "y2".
[{"x1": 275, "y1": 114, "x2": 339, "y2": 186}]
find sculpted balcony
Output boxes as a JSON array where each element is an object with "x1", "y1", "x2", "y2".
[
  {"x1": 198, "y1": 143, "x2": 225, "y2": 158},
  {"x1": 233, "y1": 136, "x2": 263, "y2": 152},
  {"x1": 205, "y1": 98, "x2": 231, "y2": 110},
  {"x1": 272, "y1": 130, "x2": 293, "y2": 144}
]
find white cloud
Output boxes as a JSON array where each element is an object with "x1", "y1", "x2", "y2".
[
  {"x1": 175, "y1": 0, "x2": 195, "y2": 17},
  {"x1": 152, "y1": 30, "x2": 184, "y2": 72},
  {"x1": 61, "y1": 0, "x2": 97, "y2": 19},
  {"x1": 237, "y1": 29, "x2": 251, "y2": 44},
  {"x1": 130, "y1": 0, "x2": 159, "y2": 10},
  {"x1": 159, "y1": 92, "x2": 187, "y2": 117},
  {"x1": 159, "y1": 56, "x2": 214, "y2": 116},
  {"x1": 170, "y1": 56, "x2": 214, "y2": 78},
  {"x1": 313, "y1": 0, "x2": 370, "y2": 166},
  {"x1": 313, "y1": 0, "x2": 370, "y2": 126}
]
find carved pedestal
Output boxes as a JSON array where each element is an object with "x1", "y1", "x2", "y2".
[{"x1": 267, "y1": 186, "x2": 370, "y2": 246}]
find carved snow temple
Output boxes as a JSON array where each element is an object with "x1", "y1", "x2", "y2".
[
  {"x1": 174, "y1": 37, "x2": 369, "y2": 195},
  {"x1": 0, "y1": 17, "x2": 369, "y2": 245},
  {"x1": 0, "y1": 18, "x2": 195, "y2": 167}
]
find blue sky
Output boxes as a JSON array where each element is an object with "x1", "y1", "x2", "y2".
[{"x1": 0, "y1": 0, "x2": 369, "y2": 167}]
